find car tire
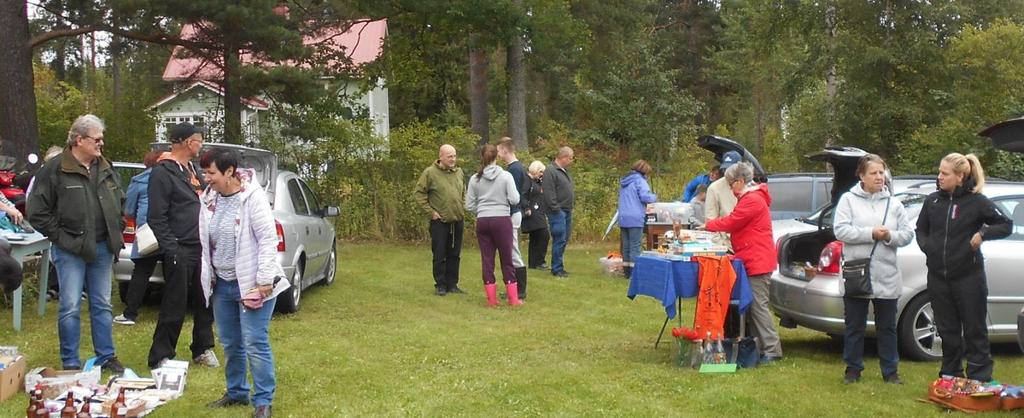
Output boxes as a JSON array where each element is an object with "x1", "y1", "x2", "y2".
[
  {"x1": 277, "y1": 260, "x2": 303, "y2": 314},
  {"x1": 898, "y1": 294, "x2": 943, "y2": 362},
  {"x1": 320, "y1": 244, "x2": 336, "y2": 286}
]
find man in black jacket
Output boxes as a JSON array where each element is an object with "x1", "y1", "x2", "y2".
[
  {"x1": 146, "y1": 123, "x2": 218, "y2": 369},
  {"x1": 27, "y1": 114, "x2": 126, "y2": 373},
  {"x1": 542, "y1": 146, "x2": 574, "y2": 277}
]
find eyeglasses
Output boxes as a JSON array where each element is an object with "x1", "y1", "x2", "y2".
[{"x1": 82, "y1": 135, "x2": 104, "y2": 144}]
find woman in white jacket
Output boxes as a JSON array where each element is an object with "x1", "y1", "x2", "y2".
[
  {"x1": 199, "y1": 148, "x2": 290, "y2": 418},
  {"x1": 833, "y1": 154, "x2": 914, "y2": 385},
  {"x1": 465, "y1": 144, "x2": 521, "y2": 307}
]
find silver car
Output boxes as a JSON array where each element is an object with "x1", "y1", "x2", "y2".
[
  {"x1": 769, "y1": 148, "x2": 1024, "y2": 361},
  {"x1": 112, "y1": 143, "x2": 338, "y2": 313}
]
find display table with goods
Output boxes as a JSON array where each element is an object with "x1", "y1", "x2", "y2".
[
  {"x1": 7, "y1": 232, "x2": 51, "y2": 332},
  {"x1": 627, "y1": 232, "x2": 756, "y2": 371}
]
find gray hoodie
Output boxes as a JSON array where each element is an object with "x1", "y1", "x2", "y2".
[
  {"x1": 465, "y1": 164, "x2": 521, "y2": 218},
  {"x1": 833, "y1": 183, "x2": 915, "y2": 299}
]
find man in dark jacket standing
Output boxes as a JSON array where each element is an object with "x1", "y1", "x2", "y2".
[
  {"x1": 146, "y1": 123, "x2": 218, "y2": 369},
  {"x1": 27, "y1": 114, "x2": 126, "y2": 373},
  {"x1": 415, "y1": 144, "x2": 466, "y2": 296},
  {"x1": 543, "y1": 146, "x2": 575, "y2": 277}
]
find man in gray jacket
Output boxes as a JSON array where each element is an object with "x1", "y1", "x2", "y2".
[{"x1": 542, "y1": 147, "x2": 574, "y2": 277}]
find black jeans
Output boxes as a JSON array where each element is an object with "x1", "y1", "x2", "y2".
[
  {"x1": 429, "y1": 219, "x2": 463, "y2": 291},
  {"x1": 122, "y1": 254, "x2": 159, "y2": 320},
  {"x1": 526, "y1": 228, "x2": 549, "y2": 268},
  {"x1": 927, "y1": 269, "x2": 993, "y2": 381},
  {"x1": 843, "y1": 297, "x2": 898, "y2": 377},
  {"x1": 148, "y1": 245, "x2": 215, "y2": 367}
]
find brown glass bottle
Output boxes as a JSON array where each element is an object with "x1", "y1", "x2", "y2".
[
  {"x1": 76, "y1": 396, "x2": 92, "y2": 418},
  {"x1": 26, "y1": 390, "x2": 39, "y2": 418},
  {"x1": 34, "y1": 389, "x2": 48, "y2": 418},
  {"x1": 61, "y1": 394, "x2": 77, "y2": 418},
  {"x1": 110, "y1": 388, "x2": 127, "y2": 417}
]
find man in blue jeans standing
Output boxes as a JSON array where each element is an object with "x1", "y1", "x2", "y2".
[
  {"x1": 542, "y1": 147, "x2": 575, "y2": 277},
  {"x1": 27, "y1": 114, "x2": 126, "y2": 373}
]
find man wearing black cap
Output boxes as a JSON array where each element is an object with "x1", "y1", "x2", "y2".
[{"x1": 146, "y1": 122, "x2": 219, "y2": 369}]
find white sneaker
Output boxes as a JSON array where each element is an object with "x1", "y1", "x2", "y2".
[
  {"x1": 113, "y1": 314, "x2": 136, "y2": 326},
  {"x1": 193, "y1": 349, "x2": 220, "y2": 368}
]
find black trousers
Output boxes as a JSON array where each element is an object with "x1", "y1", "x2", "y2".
[
  {"x1": 927, "y1": 269, "x2": 993, "y2": 381},
  {"x1": 148, "y1": 245, "x2": 215, "y2": 367},
  {"x1": 429, "y1": 219, "x2": 463, "y2": 291},
  {"x1": 526, "y1": 228, "x2": 549, "y2": 268},
  {"x1": 122, "y1": 254, "x2": 160, "y2": 320}
]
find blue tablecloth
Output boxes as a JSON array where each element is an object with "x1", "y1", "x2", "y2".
[{"x1": 626, "y1": 255, "x2": 753, "y2": 319}]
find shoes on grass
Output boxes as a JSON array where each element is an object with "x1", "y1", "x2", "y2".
[
  {"x1": 193, "y1": 349, "x2": 220, "y2": 368},
  {"x1": 113, "y1": 314, "x2": 136, "y2": 326}
]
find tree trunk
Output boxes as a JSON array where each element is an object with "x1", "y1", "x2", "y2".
[
  {"x1": 111, "y1": 35, "x2": 122, "y2": 101},
  {"x1": 223, "y1": 43, "x2": 243, "y2": 144},
  {"x1": 0, "y1": 1, "x2": 40, "y2": 166},
  {"x1": 824, "y1": 1, "x2": 838, "y2": 147},
  {"x1": 506, "y1": 0, "x2": 528, "y2": 152},
  {"x1": 469, "y1": 33, "x2": 490, "y2": 146}
]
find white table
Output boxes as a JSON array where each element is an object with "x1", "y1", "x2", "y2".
[{"x1": 9, "y1": 232, "x2": 51, "y2": 331}]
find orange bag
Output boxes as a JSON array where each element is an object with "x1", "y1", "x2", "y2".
[{"x1": 927, "y1": 381, "x2": 1001, "y2": 413}]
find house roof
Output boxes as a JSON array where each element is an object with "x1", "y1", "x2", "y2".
[
  {"x1": 161, "y1": 19, "x2": 387, "y2": 82},
  {"x1": 149, "y1": 80, "x2": 270, "y2": 111}
]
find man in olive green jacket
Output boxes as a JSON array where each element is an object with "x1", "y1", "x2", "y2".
[
  {"x1": 414, "y1": 144, "x2": 466, "y2": 296},
  {"x1": 27, "y1": 114, "x2": 126, "y2": 373}
]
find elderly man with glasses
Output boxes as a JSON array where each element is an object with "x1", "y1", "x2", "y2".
[{"x1": 27, "y1": 114, "x2": 127, "y2": 373}]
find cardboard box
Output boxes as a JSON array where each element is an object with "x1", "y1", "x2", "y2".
[
  {"x1": 24, "y1": 366, "x2": 101, "y2": 400},
  {"x1": 0, "y1": 356, "x2": 27, "y2": 402}
]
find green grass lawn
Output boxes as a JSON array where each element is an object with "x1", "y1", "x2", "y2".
[{"x1": 2, "y1": 242, "x2": 1023, "y2": 417}]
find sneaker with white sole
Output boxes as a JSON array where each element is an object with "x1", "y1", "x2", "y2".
[
  {"x1": 193, "y1": 349, "x2": 220, "y2": 368},
  {"x1": 112, "y1": 314, "x2": 136, "y2": 326}
]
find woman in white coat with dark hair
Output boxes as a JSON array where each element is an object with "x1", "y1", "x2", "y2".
[{"x1": 833, "y1": 154, "x2": 914, "y2": 385}]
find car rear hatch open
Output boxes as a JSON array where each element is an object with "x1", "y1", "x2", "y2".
[
  {"x1": 150, "y1": 142, "x2": 279, "y2": 199},
  {"x1": 979, "y1": 117, "x2": 1024, "y2": 153},
  {"x1": 776, "y1": 146, "x2": 867, "y2": 280},
  {"x1": 697, "y1": 135, "x2": 768, "y2": 182}
]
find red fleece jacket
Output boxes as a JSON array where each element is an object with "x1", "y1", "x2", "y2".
[{"x1": 705, "y1": 184, "x2": 777, "y2": 276}]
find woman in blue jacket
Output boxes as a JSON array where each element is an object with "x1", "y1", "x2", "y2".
[
  {"x1": 114, "y1": 150, "x2": 164, "y2": 326},
  {"x1": 618, "y1": 160, "x2": 657, "y2": 278}
]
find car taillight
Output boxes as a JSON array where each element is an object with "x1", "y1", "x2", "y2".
[
  {"x1": 276, "y1": 220, "x2": 285, "y2": 252},
  {"x1": 123, "y1": 217, "x2": 136, "y2": 244},
  {"x1": 819, "y1": 241, "x2": 843, "y2": 274}
]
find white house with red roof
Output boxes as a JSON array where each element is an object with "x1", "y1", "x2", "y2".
[{"x1": 149, "y1": 19, "x2": 389, "y2": 143}]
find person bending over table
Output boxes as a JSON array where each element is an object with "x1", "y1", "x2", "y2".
[{"x1": 703, "y1": 161, "x2": 782, "y2": 365}]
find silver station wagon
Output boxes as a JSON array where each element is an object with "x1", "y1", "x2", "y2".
[{"x1": 112, "y1": 143, "x2": 338, "y2": 313}]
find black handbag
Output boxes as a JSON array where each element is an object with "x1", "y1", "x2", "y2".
[{"x1": 842, "y1": 197, "x2": 890, "y2": 298}]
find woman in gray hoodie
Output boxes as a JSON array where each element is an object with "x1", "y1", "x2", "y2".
[
  {"x1": 833, "y1": 154, "x2": 914, "y2": 385},
  {"x1": 465, "y1": 144, "x2": 522, "y2": 307}
]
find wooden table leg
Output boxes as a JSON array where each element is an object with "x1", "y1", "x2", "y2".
[
  {"x1": 37, "y1": 248, "x2": 50, "y2": 317},
  {"x1": 12, "y1": 283, "x2": 22, "y2": 331}
]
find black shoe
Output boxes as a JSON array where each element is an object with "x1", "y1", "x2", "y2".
[
  {"x1": 844, "y1": 369, "x2": 861, "y2": 384},
  {"x1": 447, "y1": 286, "x2": 466, "y2": 294},
  {"x1": 102, "y1": 356, "x2": 125, "y2": 374},
  {"x1": 207, "y1": 394, "x2": 250, "y2": 408},
  {"x1": 435, "y1": 287, "x2": 447, "y2": 296},
  {"x1": 254, "y1": 405, "x2": 272, "y2": 418},
  {"x1": 883, "y1": 373, "x2": 902, "y2": 385}
]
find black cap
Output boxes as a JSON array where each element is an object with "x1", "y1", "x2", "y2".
[{"x1": 168, "y1": 123, "x2": 204, "y2": 143}]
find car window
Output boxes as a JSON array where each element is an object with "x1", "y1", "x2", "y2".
[
  {"x1": 769, "y1": 181, "x2": 812, "y2": 213},
  {"x1": 114, "y1": 165, "x2": 144, "y2": 190},
  {"x1": 298, "y1": 180, "x2": 320, "y2": 212},
  {"x1": 287, "y1": 179, "x2": 310, "y2": 216},
  {"x1": 993, "y1": 197, "x2": 1024, "y2": 241},
  {"x1": 816, "y1": 180, "x2": 832, "y2": 208}
]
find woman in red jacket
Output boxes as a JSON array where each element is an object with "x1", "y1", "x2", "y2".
[{"x1": 704, "y1": 161, "x2": 782, "y2": 365}]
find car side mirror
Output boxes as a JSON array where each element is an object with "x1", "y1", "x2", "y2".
[{"x1": 321, "y1": 206, "x2": 340, "y2": 217}]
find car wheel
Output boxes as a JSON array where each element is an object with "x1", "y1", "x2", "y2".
[
  {"x1": 320, "y1": 244, "x2": 336, "y2": 286},
  {"x1": 898, "y1": 294, "x2": 943, "y2": 361},
  {"x1": 277, "y1": 260, "x2": 303, "y2": 314}
]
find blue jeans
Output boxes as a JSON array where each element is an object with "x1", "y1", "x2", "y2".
[
  {"x1": 51, "y1": 241, "x2": 115, "y2": 368},
  {"x1": 843, "y1": 297, "x2": 899, "y2": 377},
  {"x1": 212, "y1": 277, "x2": 278, "y2": 406},
  {"x1": 548, "y1": 210, "x2": 572, "y2": 274},
  {"x1": 619, "y1": 227, "x2": 643, "y2": 264}
]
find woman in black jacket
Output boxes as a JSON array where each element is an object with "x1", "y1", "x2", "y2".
[
  {"x1": 521, "y1": 161, "x2": 550, "y2": 270},
  {"x1": 916, "y1": 153, "x2": 1011, "y2": 382}
]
